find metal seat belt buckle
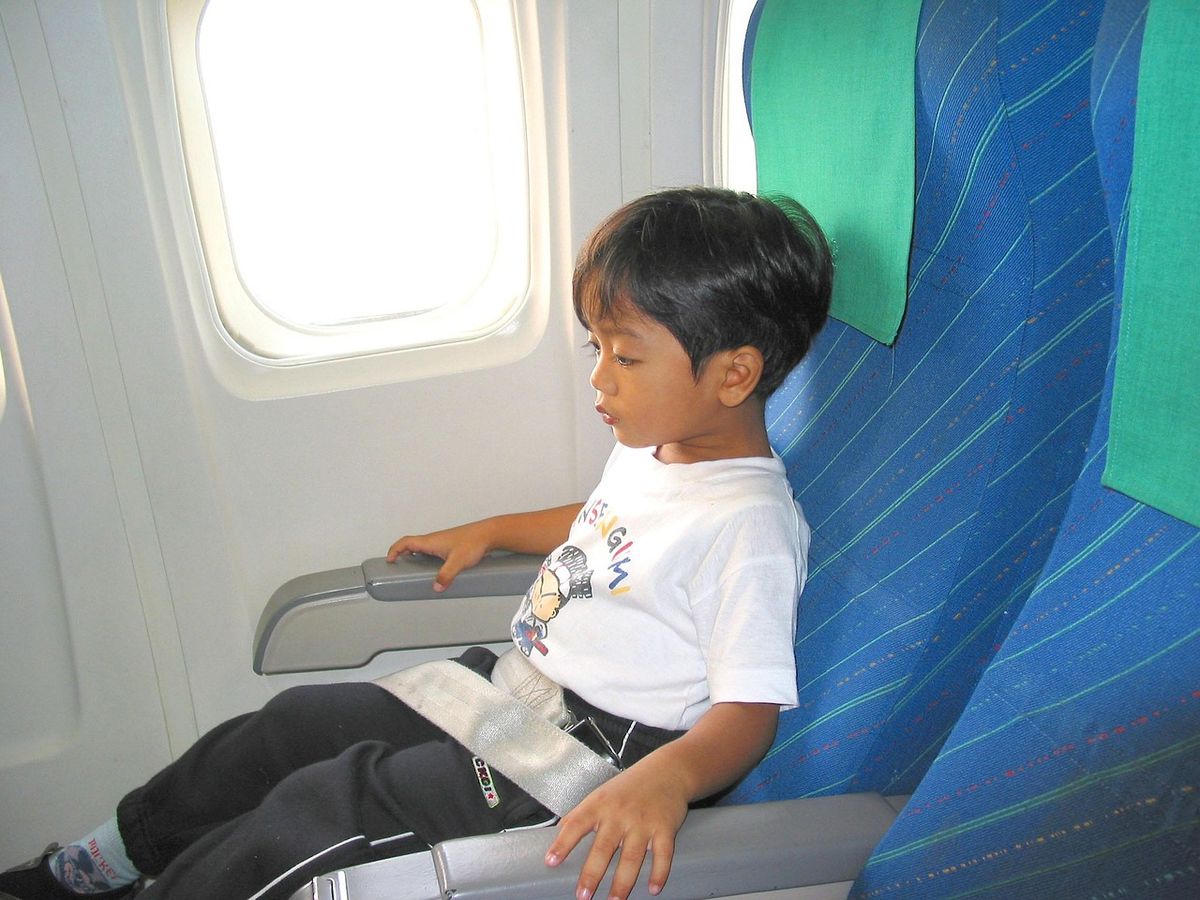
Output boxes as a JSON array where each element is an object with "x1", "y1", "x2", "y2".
[{"x1": 565, "y1": 716, "x2": 624, "y2": 770}]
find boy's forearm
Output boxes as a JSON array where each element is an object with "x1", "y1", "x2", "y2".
[
  {"x1": 636, "y1": 701, "x2": 779, "y2": 802},
  {"x1": 481, "y1": 503, "x2": 581, "y2": 556}
]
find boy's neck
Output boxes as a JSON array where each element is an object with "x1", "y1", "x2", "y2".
[{"x1": 653, "y1": 405, "x2": 773, "y2": 465}]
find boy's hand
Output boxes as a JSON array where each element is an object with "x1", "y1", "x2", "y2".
[
  {"x1": 545, "y1": 758, "x2": 688, "y2": 899},
  {"x1": 386, "y1": 521, "x2": 495, "y2": 592},
  {"x1": 545, "y1": 702, "x2": 779, "y2": 900},
  {"x1": 386, "y1": 504, "x2": 581, "y2": 592}
]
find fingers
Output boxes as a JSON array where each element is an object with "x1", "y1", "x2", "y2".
[
  {"x1": 431, "y1": 557, "x2": 463, "y2": 592},
  {"x1": 544, "y1": 814, "x2": 588, "y2": 871},
  {"x1": 546, "y1": 823, "x2": 673, "y2": 900},
  {"x1": 646, "y1": 832, "x2": 675, "y2": 896},
  {"x1": 386, "y1": 521, "x2": 493, "y2": 593},
  {"x1": 547, "y1": 811, "x2": 616, "y2": 900},
  {"x1": 385, "y1": 535, "x2": 422, "y2": 562},
  {"x1": 384, "y1": 536, "x2": 460, "y2": 591},
  {"x1": 547, "y1": 766, "x2": 687, "y2": 900},
  {"x1": 547, "y1": 825, "x2": 631, "y2": 900},
  {"x1": 584, "y1": 833, "x2": 644, "y2": 900}
]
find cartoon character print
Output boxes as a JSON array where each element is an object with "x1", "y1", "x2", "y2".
[
  {"x1": 512, "y1": 544, "x2": 593, "y2": 656},
  {"x1": 53, "y1": 845, "x2": 115, "y2": 894}
]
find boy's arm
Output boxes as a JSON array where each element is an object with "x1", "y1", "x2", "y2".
[
  {"x1": 386, "y1": 503, "x2": 580, "y2": 591},
  {"x1": 546, "y1": 701, "x2": 779, "y2": 900}
]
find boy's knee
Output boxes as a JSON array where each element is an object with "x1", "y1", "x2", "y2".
[
  {"x1": 256, "y1": 681, "x2": 408, "y2": 743},
  {"x1": 257, "y1": 683, "x2": 359, "y2": 736},
  {"x1": 260, "y1": 683, "x2": 320, "y2": 719}
]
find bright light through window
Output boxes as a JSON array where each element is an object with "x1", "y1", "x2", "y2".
[
  {"x1": 718, "y1": 0, "x2": 759, "y2": 192},
  {"x1": 199, "y1": 1, "x2": 494, "y2": 326},
  {"x1": 169, "y1": 0, "x2": 536, "y2": 367}
]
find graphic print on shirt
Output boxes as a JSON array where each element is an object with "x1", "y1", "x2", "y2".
[
  {"x1": 512, "y1": 545, "x2": 593, "y2": 656},
  {"x1": 576, "y1": 498, "x2": 636, "y2": 594}
]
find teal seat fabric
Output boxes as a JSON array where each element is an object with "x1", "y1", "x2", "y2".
[
  {"x1": 736, "y1": 0, "x2": 1117, "y2": 805},
  {"x1": 853, "y1": 3, "x2": 1200, "y2": 894},
  {"x1": 1102, "y1": 0, "x2": 1200, "y2": 528},
  {"x1": 748, "y1": 1, "x2": 920, "y2": 344}
]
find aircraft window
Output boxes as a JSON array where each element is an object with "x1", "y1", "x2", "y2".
[
  {"x1": 167, "y1": 0, "x2": 535, "y2": 366},
  {"x1": 716, "y1": 0, "x2": 759, "y2": 191}
]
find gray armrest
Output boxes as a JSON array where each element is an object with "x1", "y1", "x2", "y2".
[
  {"x1": 288, "y1": 793, "x2": 897, "y2": 899},
  {"x1": 254, "y1": 554, "x2": 542, "y2": 674},
  {"x1": 434, "y1": 794, "x2": 896, "y2": 898}
]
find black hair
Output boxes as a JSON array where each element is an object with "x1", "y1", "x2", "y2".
[{"x1": 572, "y1": 186, "x2": 833, "y2": 398}]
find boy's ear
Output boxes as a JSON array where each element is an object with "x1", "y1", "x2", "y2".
[{"x1": 716, "y1": 346, "x2": 765, "y2": 406}]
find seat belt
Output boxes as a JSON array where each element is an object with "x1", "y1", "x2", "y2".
[{"x1": 374, "y1": 652, "x2": 621, "y2": 817}]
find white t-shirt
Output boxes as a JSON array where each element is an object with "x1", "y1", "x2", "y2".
[{"x1": 510, "y1": 444, "x2": 808, "y2": 731}]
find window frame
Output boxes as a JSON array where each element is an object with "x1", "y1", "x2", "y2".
[
  {"x1": 712, "y1": 0, "x2": 759, "y2": 192},
  {"x1": 164, "y1": 0, "x2": 549, "y2": 389}
]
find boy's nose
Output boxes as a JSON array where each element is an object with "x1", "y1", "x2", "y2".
[{"x1": 589, "y1": 359, "x2": 615, "y2": 395}]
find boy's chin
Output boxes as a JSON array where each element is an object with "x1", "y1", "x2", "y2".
[{"x1": 613, "y1": 435, "x2": 656, "y2": 450}]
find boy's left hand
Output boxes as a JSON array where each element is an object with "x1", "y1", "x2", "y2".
[
  {"x1": 542, "y1": 702, "x2": 780, "y2": 900},
  {"x1": 544, "y1": 757, "x2": 688, "y2": 900}
]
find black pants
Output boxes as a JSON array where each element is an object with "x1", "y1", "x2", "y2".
[{"x1": 115, "y1": 649, "x2": 681, "y2": 900}]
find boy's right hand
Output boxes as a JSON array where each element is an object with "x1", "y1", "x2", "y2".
[
  {"x1": 388, "y1": 504, "x2": 579, "y2": 593},
  {"x1": 386, "y1": 520, "x2": 496, "y2": 592}
]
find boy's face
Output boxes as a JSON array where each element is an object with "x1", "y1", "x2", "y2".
[
  {"x1": 586, "y1": 306, "x2": 733, "y2": 464},
  {"x1": 530, "y1": 564, "x2": 563, "y2": 622}
]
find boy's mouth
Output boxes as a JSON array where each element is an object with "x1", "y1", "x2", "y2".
[{"x1": 595, "y1": 404, "x2": 617, "y2": 426}]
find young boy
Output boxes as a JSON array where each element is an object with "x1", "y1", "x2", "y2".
[{"x1": 0, "y1": 186, "x2": 831, "y2": 900}]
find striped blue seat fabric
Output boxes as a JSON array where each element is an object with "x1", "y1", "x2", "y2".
[
  {"x1": 853, "y1": 1, "x2": 1200, "y2": 895},
  {"x1": 736, "y1": 0, "x2": 1117, "y2": 806}
]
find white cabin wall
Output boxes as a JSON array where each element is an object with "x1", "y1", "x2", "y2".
[
  {"x1": 0, "y1": 0, "x2": 716, "y2": 861},
  {"x1": 0, "y1": 2, "x2": 177, "y2": 856}
]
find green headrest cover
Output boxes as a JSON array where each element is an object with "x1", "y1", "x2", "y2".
[
  {"x1": 1103, "y1": 0, "x2": 1200, "y2": 528},
  {"x1": 749, "y1": 0, "x2": 921, "y2": 345}
]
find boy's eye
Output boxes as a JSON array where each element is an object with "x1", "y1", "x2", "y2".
[{"x1": 581, "y1": 340, "x2": 633, "y2": 367}]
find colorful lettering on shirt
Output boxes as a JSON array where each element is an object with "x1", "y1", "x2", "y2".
[{"x1": 578, "y1": 499, "x2": 635, "y2": 594}]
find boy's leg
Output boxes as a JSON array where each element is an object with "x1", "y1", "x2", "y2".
[
  {"x1": 135, "y1": 733, "x2": 552, "y2": 900},
  {"x1": 0, "y1": 682, "x2": 433, "y2": 900},
  {"x1": 117, "y1": 681, "x2": 447, "y2": 877},
  {"x1": 3, "y1": 648, "x2": 535, "y2": 899}
]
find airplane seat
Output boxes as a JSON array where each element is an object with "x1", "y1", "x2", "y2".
[
  {"x1": 730, "y1": 0, "x2": 1118, "y2": 807},
  {"x1": 852, "y1": 0, "x2": 1200, "y2": 894}
]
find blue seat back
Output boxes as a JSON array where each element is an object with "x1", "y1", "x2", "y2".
[
  {"x1": 853, "y1": 2, "x2": 1200, "y2": 894},
  {"x1": 734, "y1": 0, "x2": 1117, "y2": 804}
]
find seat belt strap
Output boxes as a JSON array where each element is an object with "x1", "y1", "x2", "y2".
[{"x1": 374, "y1": 659, "x2": 620, "y2": 817}]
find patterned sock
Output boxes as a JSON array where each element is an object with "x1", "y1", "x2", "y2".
[{"x1": 49, "y1": 818, "x2": 140, "y2": 895}]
